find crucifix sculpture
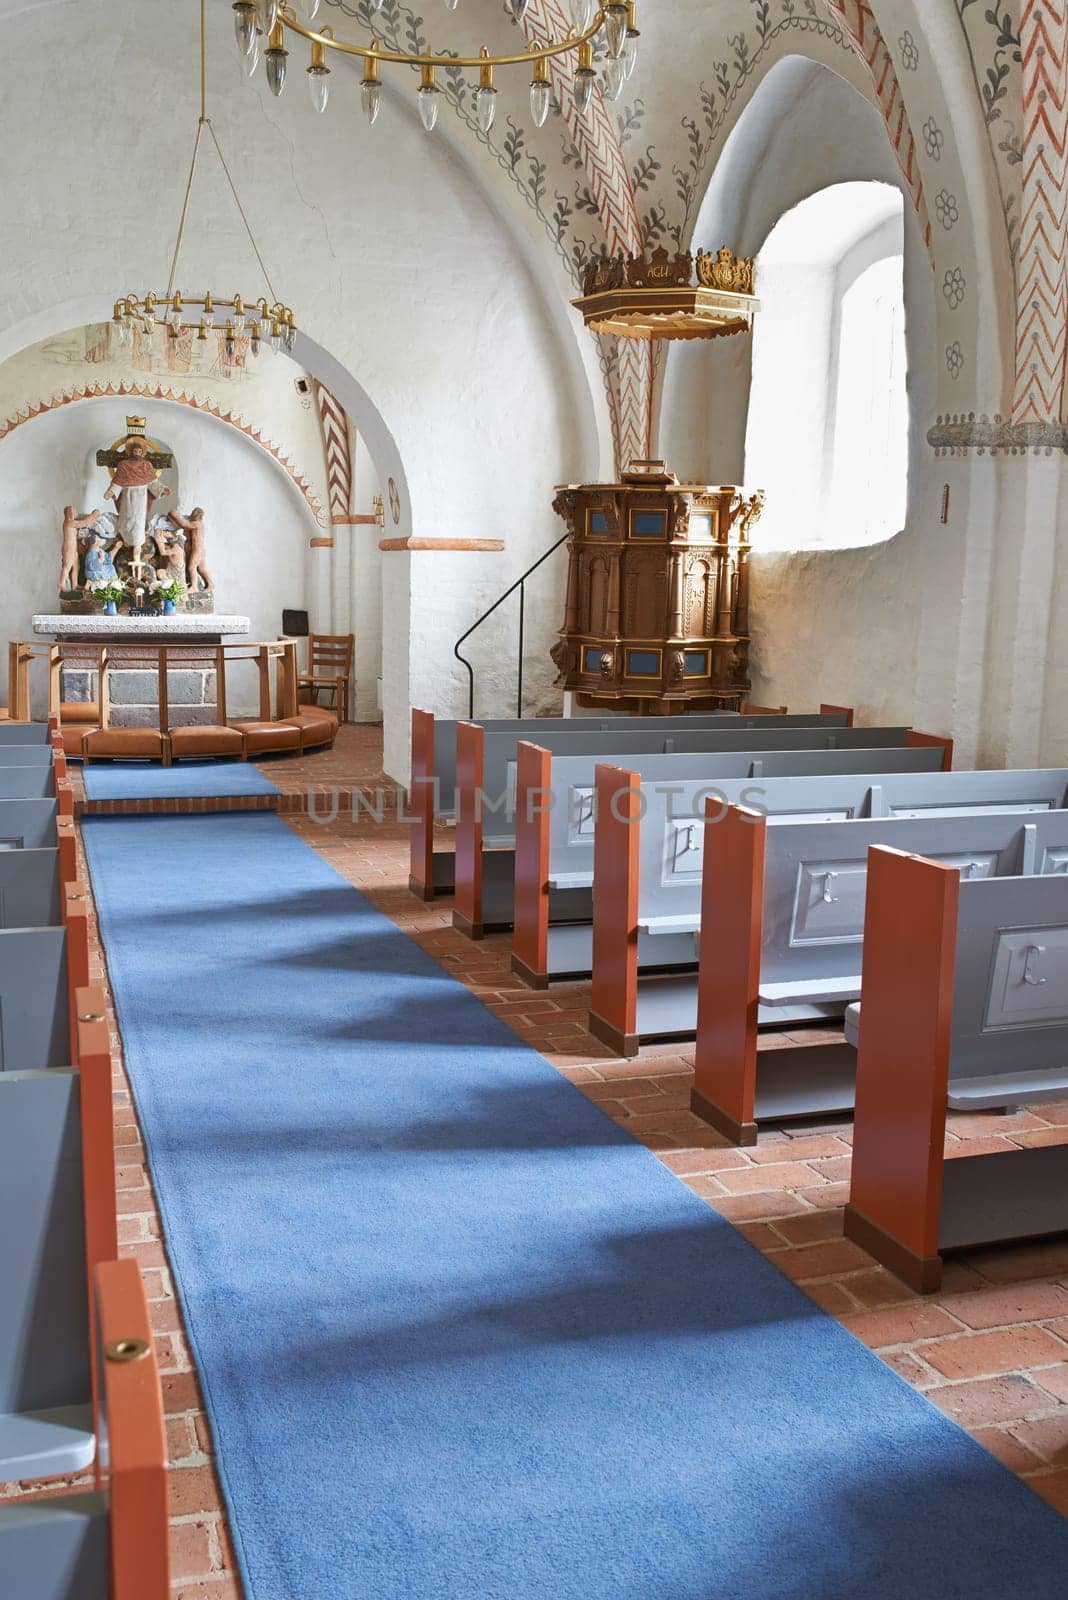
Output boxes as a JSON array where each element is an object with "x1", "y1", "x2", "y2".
[{"x1": 95, "y1": 421, "x2": 174, "y2": 563}]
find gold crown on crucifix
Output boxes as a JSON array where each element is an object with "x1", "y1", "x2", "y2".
[{"x1": 125, "y1": 415, "x2": 147, "y2": 434}]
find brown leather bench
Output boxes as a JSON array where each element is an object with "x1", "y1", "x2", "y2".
[
  {"x1": 169, "y1": 724, "x2": 245, "y2": 759},
  {"x1": 231, "y1": 719, "x2": 302, "y2": 755},
  {"x1": 83, "y1": 727, "x2": 170, "y2": 764},
  {"x1": 291, "y1": 707, "x2": 339, "y2": 752}
]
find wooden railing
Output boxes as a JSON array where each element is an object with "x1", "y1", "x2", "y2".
[{"x1": 8, "y1": 638, "x2": 299, "y2": 733}]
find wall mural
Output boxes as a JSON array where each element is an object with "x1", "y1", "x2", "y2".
[{"x1": 326, "y1": 0, "x2": 1065, "y2": 443}]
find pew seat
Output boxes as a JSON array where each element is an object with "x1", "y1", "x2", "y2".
[{"x1": 758, "y1": 975, "x2": 863, "y2": 1006}]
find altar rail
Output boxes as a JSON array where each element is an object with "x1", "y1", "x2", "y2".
[{"x1": 8, "y1": 638, "x2": 298, "y2": 735}]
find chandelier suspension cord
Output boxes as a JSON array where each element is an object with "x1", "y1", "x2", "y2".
[
  {"x1": 205, "y1": 122, "x2": 280, "y2": 308},
  {"x1": 164, "y1": 0, "x2": 278, "y2": 310},
  {"x1": 164, "y1": 0, "x2": 208, "y2": 304}
]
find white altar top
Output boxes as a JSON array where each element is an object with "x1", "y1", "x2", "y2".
[{"x1": 32, "y1": 614, "x2": 251, "y2": 639}]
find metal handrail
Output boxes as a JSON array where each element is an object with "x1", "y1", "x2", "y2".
[{"x1": 453, "y1": 534, "x2": 569, "y2": 719}]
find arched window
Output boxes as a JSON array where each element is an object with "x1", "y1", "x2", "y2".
[{"x1": 744, "y1": 181, "x2": 908, "y2": 550}]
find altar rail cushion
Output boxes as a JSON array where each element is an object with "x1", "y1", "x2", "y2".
[
  {"x1": 843, "y1": 849, "x2": 1068, "y2": 1292},
  {"x1": 586, "y1": 767, "x2": 1068, "y2": 1058},
  {"x1": 450, "y1": 723, "x2": 950, "y2": 940},
  {"x1": 407, "y1": 704, "x2": 857, "y2": 898},
  {"x1": 0, "y1": 1259, "x2": 169, "y2": 1600},
  {"x1": 689, "y1": 807, "x2": 1068, "y2": 1145},
  {"x1": 511, "y1": 744, "x2": 964, "y2": 987}
]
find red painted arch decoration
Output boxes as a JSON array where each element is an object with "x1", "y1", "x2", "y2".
[{"x1": 0, "y1": 381, "x2": 329, "y2": 529}]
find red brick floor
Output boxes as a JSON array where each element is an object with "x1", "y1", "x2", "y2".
[{"x1": 5, "y1": 725, "x2": 1068, "y2": 1596}]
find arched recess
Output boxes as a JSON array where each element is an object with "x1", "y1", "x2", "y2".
[
  {"x1": 0, "y1": 381, "x2": 330, "y2": 533},
  {"x1": 658, "y1": 56, "x2": 937, "y2": 498},
  {"x1": 744, "y1": 180, "x2": 907, "y2": 550}
]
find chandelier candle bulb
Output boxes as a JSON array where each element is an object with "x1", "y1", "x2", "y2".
[
  {"x1": 254, "y1": 0, "x2": 279, "y2": 32},
  {"x1": 509, "y1": 0, "x2": 530, "y2": 21},
  {"x1": 418, "y1": 64, "x2": 441, "y2": 132},
  {"x1": 604, "y1": 1, "x2": 628, "y2": 59},
  {"x1": 241, "y1": 30, "x2": 261, "y2": 77},
  {"x1": 574, "y1": 42, "x2": 596, "y2": 114},
  {"x1": 623, "y1": 2, "x2": 639, "y2": 77},
  {"x1": 476, "y1": 53, "x2": 497, "y2": 134},
  {"x1": 307, "y1": 37, "x2": 331, "y2": 113},
  {"x1": 529, "y1": 56, "x2": 551, "y2": 127},
  {"x1": 203, "y1": 292, "x2": 216, "y2": 327},
  {"x1": 443, "y1": 0, "x2": 460, "y2": 9},
  {"x1": 265, "y1": 21, "x2": 288, "y2": 95},
  {"x1": 300, "y1": 0, "x2": 321, "y2": 19},
  {"x1": 602, "y1": 54, "x2": 625, "y2": 101},
  {"x1": 361, "y1": 49, "x2": 382, "y2": 124},
  {"x1": 571, "y1": 0, "x2": 595, "y2": 30},
  {"x1": 232, "y1": 1, "x2": 256, "y2": 56}
]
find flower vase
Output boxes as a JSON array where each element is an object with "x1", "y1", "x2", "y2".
[
  {"x1": 104, "y1": 600, "x2": 117, "y2": 616},
  {"x1": 163, "y1": 600, "x2": 176, "y2": 615}
]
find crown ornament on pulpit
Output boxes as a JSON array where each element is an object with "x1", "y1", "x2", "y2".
[
  {"x1": 573, "y1": 245, "x2": 759, "y2": 341},
  {"x1": 125, "y1": 416, "x2": 147, "y2": 435}
]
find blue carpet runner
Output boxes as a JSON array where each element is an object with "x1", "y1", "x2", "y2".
[
  {"x1": 82, "y1": 812, "x2": 1068, "y2": 1600},
  {"x1": 82, "y1": 759, "x2": 278, "y2": 800}
]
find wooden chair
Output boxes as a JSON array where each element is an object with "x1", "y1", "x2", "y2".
[{"x1": 297, "y1": 633, "x2": 354, "y2": 723}]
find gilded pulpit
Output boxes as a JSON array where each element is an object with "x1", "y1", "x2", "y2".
[{"x1": 551, "y1": 461, "x2": 763, "y2": 712}]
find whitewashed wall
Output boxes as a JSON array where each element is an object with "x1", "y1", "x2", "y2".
[{"x1": 0, "y1": 0, "x2": 599, "y2": 781}]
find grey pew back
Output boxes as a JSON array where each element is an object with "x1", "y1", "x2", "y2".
[
  {"x1": 0, "y1": 1260, "x2": 170, "y2": 1600},
  {"x1": 453, "y1": 724, "x2": 945, "y2": 938},
  {"x1": 0, "y1": 723, "x2": 52, "y2": 745},
  {"x1": 0, "y1": 848, "x2": 62, "y2": 928},
  {"x1": 843, "y1": 848, "x2": 1068, "y2": 1291},
  {"x1": 0, "y1": 905, "x2": 112, "y2": 1484},
  {"x1": 689, "y1": 808, "x2": 1068, "y2": 1144},
  {"x1": 408, "y1": 703, "x2": 856, "y2": 897},
  {"x1": 0, "y1": 797, "x2": 74, "y2": 869},
  {"x1": 588, "y1": 768, "x2": 1068, "y2": 1058},
  {"x1": 0, "y1": 744, "x2": 54, "y2": 766},
  {"x1": 512, "y1": 747, "x2": 949, "y2": 985},
  {"x1": 0, "y1": 763, "x2": 58, "y2": 799}
]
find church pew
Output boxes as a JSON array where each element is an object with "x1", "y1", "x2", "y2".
[
  {"x1": 0, "y1": 798, "x2": 78, "y2": 881},
  {"x1": 689, "y1": 806, "x2": 1068, "y2": 1144},
  {"x1": 512, "y1": 743, "x2": 958, "y2": 986},
  {"x1": 0, "y1": 847, "x2": 64, "y2": 929},
  {"x1": 0, "y1": 721, "x2": 56, "y2": 745},
  {"x1": 0, "y1": 980, "x2": 116, "y2": 1481},
  {"x1": 843, "y1": 848, "x2": 1068, "y2": 1293},
  {"x1": 408, "y1": 703, "x2": 855, "y2": 898},
  {"x1": 0, "y1": 1259, "x2": 169, "y2": 1600},
  {"x1": 588, "y1": 766, "x2": 1068, "y2": 1056},
  {"x1": 453, "y1": 721, "x2": 948, "y2": 938}
]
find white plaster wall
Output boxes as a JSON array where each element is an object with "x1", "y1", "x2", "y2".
[
  {"x1": 0, "y1": 398, "x2": 308, "y2": 715},
  {"x1": 659, "y1": 57, "x2": 948, "y2": 746},
  {"x1": 0, "y1": 0, "x2": 598, "y2": 782}
]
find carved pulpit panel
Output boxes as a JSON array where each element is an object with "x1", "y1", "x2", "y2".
[{"x1": 550, "y1": 463, "x2": 764, "y2": 711}]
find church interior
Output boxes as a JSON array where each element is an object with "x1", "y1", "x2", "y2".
[{"x1": 4, "y1": 1, "x2": 1068, "y2": 1595}]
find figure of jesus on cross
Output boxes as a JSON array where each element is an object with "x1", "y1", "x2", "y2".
[{"x1": 96, "y1": 425, "x2": 173, "y2": 572}]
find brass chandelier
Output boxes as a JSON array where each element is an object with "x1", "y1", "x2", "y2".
[
  {"x1": 232, "y1": 0, "x2": 641, "y2": 133},
  {"x1": 115, "y1": 0, "x2": 297, "y2": 360}
]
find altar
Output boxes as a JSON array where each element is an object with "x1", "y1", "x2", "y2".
[{"x1": 32, "y1": 614, "x2": 251, "y2": 645}]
